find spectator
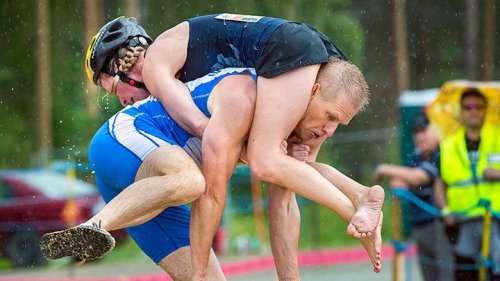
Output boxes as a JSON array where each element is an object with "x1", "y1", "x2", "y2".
[
  {"x1": 373, "y1": 111, "x2": 453, "y2": 281},
  {"x1": 435, "y1": 88, "x2": 500, "y2": 281}
]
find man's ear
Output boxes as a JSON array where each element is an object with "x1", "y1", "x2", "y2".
[{"x1": 310, "y1": 83, "x2": 321, "y2": 99}]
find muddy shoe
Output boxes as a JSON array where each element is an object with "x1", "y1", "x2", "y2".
[{"x1": 39, "y1": 222, "x2": 115, "y2": 261}]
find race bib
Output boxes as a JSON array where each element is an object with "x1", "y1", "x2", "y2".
[{"x1": 215, "y1": 13, "x2": 263, "y2": 23}]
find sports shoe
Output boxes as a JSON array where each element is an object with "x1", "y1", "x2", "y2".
[{"x1": 39, "y1": 221, "x2": 115, "y2": 261}]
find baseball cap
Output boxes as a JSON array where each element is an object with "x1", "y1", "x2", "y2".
[{"x1": 411, "y1": 112, "x2": 429, "y2": 133}]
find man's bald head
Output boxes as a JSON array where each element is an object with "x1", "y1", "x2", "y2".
[{"x1": 316, "y1": 57, "x2": 369, "y2": 113}]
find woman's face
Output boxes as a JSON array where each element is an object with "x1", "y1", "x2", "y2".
[{"x1": 97, "y1": 70, "x2": 149, "y2": 107}]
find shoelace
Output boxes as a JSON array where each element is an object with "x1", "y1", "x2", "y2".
[{"x1": 91, "y1": 220, "x2": 102, "y2": 229}]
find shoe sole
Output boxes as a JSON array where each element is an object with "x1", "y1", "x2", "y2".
[{"x1": 39, "y1": 225, "x2": 115, "y2": 261}]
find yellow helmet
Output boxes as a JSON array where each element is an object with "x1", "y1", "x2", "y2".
[{"x1": 84, "y1": 16, "x2": 152, "y2": 84}]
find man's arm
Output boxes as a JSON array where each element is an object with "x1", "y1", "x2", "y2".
[
  {"x1": 372, "y1": 164, "x2": 431, "y2": 187},
  {"x1": 434, "y1": 177, "x2": 448, "y2": 209},
  {"x1": 434, "y1": 177, "x2": 456, "y2": 225},
  {"x1": 190, "y1": 76, "x2": 255, "y2": 280},
  {"x1": 142, "y1": 22, "x2": 208, "y2": 138}
]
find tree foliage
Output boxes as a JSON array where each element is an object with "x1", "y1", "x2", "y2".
[{"x1": 0, "y1": 0, "x2": 498, "y2": 171}]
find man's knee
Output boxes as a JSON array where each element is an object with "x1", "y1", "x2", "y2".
[
  {"x1": 139, "y1": 145, "x2": 198, "y2": 175},
  {"x1": 164, "y1": 162, "x2": 205, "y2": 203},
  {"x1": 137, "y1": 145, "x2": 206, "y2": 201}
]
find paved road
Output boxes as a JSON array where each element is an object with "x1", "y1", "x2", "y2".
[
  {"x1": 229, "y1": 259, "x2": 423, "y2": 281},
  {"x1": 0, "y1": 257, "x2": 423, "y2": 281}
]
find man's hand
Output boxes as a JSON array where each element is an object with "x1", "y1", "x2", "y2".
[
  {"x1": 372, "y1": 164, "x2": 387, "y2": 184},
  {"x1": 443, "y1": 214, "x2": 456, "y2": 226},
  {"x1": 280, "y1": 140, "x2": 288, "y2": 155},
  {"x1": 284, "y1": 136, "x2": 310, "y2": 162},
  {"x1": 483, "y1": 167, "x2": 500, "y2": 182},
  {"x1": 287, "y1": 143, "x2": 310, "y2": 162}
]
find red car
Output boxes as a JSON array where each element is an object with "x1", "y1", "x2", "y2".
[{"x1": 0, "y1": 169, "x2": 109, "y2": 267}]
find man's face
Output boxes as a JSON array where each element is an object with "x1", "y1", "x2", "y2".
[
  {"x1": 413, "y1": 126, "x2": 439, "y2": 156},
  {"x1": 294, "y1": 92, "x2": 357, "y2": 142},
  {"x1": 460, "y1": 95, "x2": 486, "y2": 130}
]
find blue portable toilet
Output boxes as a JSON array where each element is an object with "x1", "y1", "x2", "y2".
[{"x1": 398, "y1": 88, "x2": 439, "y2": 165}]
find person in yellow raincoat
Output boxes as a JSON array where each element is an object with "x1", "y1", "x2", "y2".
[{"x1": 434, "y1": 87, "x2": 500, "y2": 281}]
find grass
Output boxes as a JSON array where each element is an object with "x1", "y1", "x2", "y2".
[
  {"x1": 101, "y1": 237, "x2": 148, "y2": 263},
  {"x1": 0, "y1": 258, "x2": 12, "y2": 270},
  {"x1": 224, "y1": 193, "x2": 394, "y2": 255}
]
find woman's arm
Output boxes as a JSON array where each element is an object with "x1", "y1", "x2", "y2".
[{"x1": 142, "y1": 22, "x2": 208, "y2": 138}]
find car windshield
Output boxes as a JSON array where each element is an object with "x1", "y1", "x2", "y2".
[{"x1": 14, "y1": 170, "x2": 97, "y2": 199}]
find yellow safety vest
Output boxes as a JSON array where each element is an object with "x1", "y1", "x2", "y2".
[{"x1": 440, "y1": 124, "x2": 500, "y2": 217}]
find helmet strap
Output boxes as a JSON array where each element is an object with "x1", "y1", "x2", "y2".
[{"x1": 108, "y1": 70, "x2": 149, "y2": 92}]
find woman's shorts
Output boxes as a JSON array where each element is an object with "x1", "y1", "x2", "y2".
[{"x1": 255, "y1": 22, "x2": 349, "y2": 77}]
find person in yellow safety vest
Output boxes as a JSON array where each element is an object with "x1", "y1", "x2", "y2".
[{"x1": 435, "y1": 88, "x2": 500, "y2": 281}]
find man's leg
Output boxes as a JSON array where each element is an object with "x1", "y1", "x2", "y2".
[
  {"x1": 159, "y1": 246, "x2": 225, "y2": 281},
  {"x1": 90, "y1": 144, "x2": 205, "y2": 230},
  {"x1": 40, "y1": 145, "x2": 205, "y2": 261},
  {"x1": 267, "y1": 184, "x2": 300, "y2": 280},
  {"x1": 135, "y1": 150, "x2": 225, "y2": 280},
  {"x1": 434, "y1": 219, "x2": 454, "y2": 281},
  {"x1": 455, "y1": 255, "x2": 478, "y2": 281},
  {"x1": 266, "y1": 181, "x2": 382, "y2": 274},
  {"x1": 413, "y1": 223, "x2": 441, "y2": 281}
]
